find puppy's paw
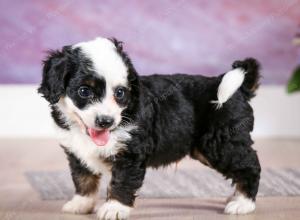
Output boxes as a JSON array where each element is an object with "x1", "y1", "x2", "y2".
[
  {"x1": 224, "y1": 195, "x2": 255, "y2": 215},
  {"x1": 97, "y1": 200, "x2": 131, "y2": 220},
  {"x1": 62, "y1": 195, "x2": 96, "y2": 214}
]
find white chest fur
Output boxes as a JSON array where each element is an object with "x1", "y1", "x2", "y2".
[{"x1": 56, "y1": 125, "x2": 136, "y2": 175}]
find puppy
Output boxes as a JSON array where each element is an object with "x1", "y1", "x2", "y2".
[{"x1": 38, "y1": 37, "x2": 261, "y2": 220}]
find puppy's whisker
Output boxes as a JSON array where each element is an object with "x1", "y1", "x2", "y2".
[
  {"x1": 122, "y1": 120, "x2": 131, "y2": 125},
  {"x1": 121, "y1": 116, "x2": 133, "y2": 124}
]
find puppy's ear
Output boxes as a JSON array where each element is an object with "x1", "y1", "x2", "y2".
[{"x1": 38, "y1": 46, "x2": 71, "y2": 104}]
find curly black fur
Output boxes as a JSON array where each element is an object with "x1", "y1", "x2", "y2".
[
  {"x1": 108, "y1": 45, "x2": 261, "y2": 205},
  {"x1": 51, "y1": 105, "x2": 69, "y2": 130}
]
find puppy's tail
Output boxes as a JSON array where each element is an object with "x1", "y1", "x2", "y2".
[{"x1": 211, "y1": 58, "x2": 261, "y2": 109}]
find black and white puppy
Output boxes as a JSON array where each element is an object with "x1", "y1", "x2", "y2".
[{"x1": 38, "y1": 37, "x2": 261, "y2": 220}]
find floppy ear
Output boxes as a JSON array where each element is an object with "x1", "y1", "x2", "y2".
[{"x1": 38, "y1": 47, "x2": 70, "y2": 104}]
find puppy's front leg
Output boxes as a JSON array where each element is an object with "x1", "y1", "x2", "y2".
[
  {"x1": 62, "y1": 150, "x2": 100, "y2": 214},
  {"x1": 98, "y1": 156, "x2": 146, "y2": 220}
]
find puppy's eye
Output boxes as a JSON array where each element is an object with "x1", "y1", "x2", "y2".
[
  {"x1": 78, "y1": 86, "x2": 93, "y2": 99},
  {"x1": 114, "y1": 87, "x2": 126, "y2": 100}
]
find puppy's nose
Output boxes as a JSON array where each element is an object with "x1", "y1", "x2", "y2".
[{"x1": 95, "y1": 116, "x2": 114, "y2": 129}]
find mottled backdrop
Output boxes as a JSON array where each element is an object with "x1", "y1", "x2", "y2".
[{"x1": 0, "y1": 0, "x2": 299, "y2": 84}]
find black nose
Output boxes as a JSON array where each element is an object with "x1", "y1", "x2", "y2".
[{"x1": 95, "y1": 116, "x2": 114, "y2": 129}]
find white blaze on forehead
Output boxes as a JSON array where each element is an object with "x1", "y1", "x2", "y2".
[{"x1": 73, "y1": 37, "x2": 128, "y2": 87}]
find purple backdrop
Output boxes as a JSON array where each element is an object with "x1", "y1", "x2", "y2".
[{"x1": 0, "y1": 0, "x2": 299, "y2": 84}]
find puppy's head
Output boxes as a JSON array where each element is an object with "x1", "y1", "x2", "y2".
[{"x1": 38, "y1": 37, "x2": 139, "y2": 146}]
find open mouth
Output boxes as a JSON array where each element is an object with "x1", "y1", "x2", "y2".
[
  {"x1": 72, "y1": 112, "x2": 110, "y2": 147},
  {"x1": 87, "y1": 128, "x2": 110, "y2": 146}
]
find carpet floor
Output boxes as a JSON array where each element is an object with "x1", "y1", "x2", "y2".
[{"x1": 26, "y1": 168, "x2": 300, "y2": 200}]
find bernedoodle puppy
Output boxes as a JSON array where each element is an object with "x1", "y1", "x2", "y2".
[{"x1": 38, "y1": 37, "x2": 261, "y2": 220}]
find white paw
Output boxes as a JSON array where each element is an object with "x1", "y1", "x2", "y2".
[
  {"x1": 224, "y1": 195, "x2": 255, "y2": 215},
  {"x1": 97, "y1": 200, "x2": 131, "y2": 220},
  {"x1": 62, "y1": 194, "x2": 96, "y2": 214}
]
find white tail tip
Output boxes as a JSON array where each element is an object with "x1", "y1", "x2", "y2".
[{"x1": 211, "y1": 68, "x2": 246, "y2": 109}]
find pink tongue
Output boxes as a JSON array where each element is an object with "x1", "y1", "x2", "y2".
[{"x1": 88, "y1": 128, "x2": 110, "y2": 146}]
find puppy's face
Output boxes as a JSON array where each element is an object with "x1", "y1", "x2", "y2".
[{"x1": 38, "y1": 38, "x2": 139, "y2": 146}]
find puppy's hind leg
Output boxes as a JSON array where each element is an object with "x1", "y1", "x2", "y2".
[{"x1": 193, "y1": 131, "x2": 261, "y2": 215}]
